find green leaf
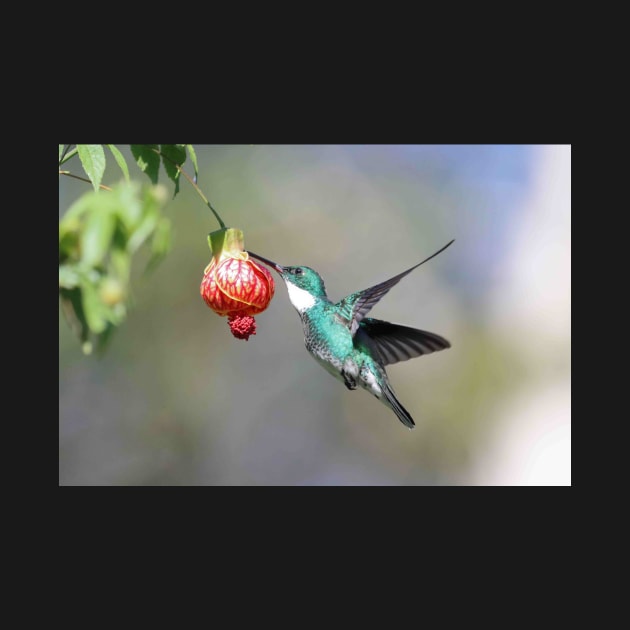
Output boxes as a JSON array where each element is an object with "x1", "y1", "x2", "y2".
[
  {"x1": 125, "y1": 182, "x2": 164, "y2": 252},
  {"x1": 110, "y1": 247, "x2": 131, "y2": 283},
  {"x1": 145, "y1": 217, "x2": 171, "y2": 273},
  {"x1": 106, "y1": 144, "x2": 130, "y2": 182},
  {"x1": 59, "y1": 220, "x2": 80, "y2": 263},
  {"x1": 152, "y1": 218, "x2": 171, "y2": 256},
  {"x1": 60, "y1": 190, "x2": 93, "y2": 226},
  {"x1": 112, "y1": 181, "x2": 143, "y2": 231},
  {"x1": 130, "y1": 144, "x2": 160, "y2": 184},
  {"x1": 81, "y1": 206, "x2": 116, "y2": 267},
  {"x1": 59, "y1": 144, "x2": 65, "y2": 162},
  {"x1": 127, "y1": 213, "x2": 158, "y2": 254},
  {"x1": 81, "y1": 279, "x2": 107, "y2": 334},
  {"x1": 59, "y1": 146, "x2": 78, "y2": 166},
  {"x1": 77, "y1": 144, "x2": 106, "y2": 192},
  {"x1": 186, "y1": 144, "x2": 199, "y2": 182},
  {"x1": 160, "y1": 144, "x2": 186, "y2": 197}
]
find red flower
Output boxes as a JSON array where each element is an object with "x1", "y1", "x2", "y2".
[{"x1": 200, "y1": 228, "x2": 275, "y2": 340}]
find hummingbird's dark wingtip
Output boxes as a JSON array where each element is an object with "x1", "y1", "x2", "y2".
[{"x1": 247, "y1": 251, "x2": 284, "y2": 274}]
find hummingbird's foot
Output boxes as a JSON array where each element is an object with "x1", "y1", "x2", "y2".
[{"x1": 342, "y1": 370, "x2": 357, "y2": 390}]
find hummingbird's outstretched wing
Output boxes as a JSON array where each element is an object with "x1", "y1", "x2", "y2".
[
  {"x1": 333, "y1": 240, "x2": 455, "y2": 336},
  {"x1": 334, "y1": 262, "x2": 431, "y2": 335},
  {"x1": 359, "y1": 317, "x2": 450, "y2": 366}
]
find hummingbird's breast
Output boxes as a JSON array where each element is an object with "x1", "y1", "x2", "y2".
[
  {"x1": 301, "y1": 306, "x2": 354, "y2": 373},
  {"x1": 300, "y1": 306, "x2": 387, "y2": 397}
]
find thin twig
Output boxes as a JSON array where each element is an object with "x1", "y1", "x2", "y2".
[{"x1": 59, "y1": 171, "x2": 112, "y2": 191}]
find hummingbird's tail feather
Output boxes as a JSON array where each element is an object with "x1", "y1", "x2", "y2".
[{"x1": 382, "y1": 383, "x2": 415, "y2": 429}]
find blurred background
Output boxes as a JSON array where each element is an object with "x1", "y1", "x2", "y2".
[{"x1": 59, "y1": 145, "x2": 571, "y2": 485}]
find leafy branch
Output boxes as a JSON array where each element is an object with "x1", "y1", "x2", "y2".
[{"x1": 59, "y1": 144, "x2": 219, "y2": 355}]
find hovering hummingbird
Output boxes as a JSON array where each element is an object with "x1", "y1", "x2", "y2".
[{"x1": 247, "y1": 240, "x2": 454, "y2": 429}]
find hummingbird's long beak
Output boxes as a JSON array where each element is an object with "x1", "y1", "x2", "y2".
[{"x1": 247, "y1": 251, "x2": 284, "y2": 274}]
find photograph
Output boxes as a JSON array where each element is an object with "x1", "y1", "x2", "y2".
[{"x1": 59, "y1": 144, "x2": 571, "y2": 486}]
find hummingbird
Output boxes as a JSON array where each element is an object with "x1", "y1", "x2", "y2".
[{"x1": 247, "y1": 240, "x2": 454, "y2": 429}]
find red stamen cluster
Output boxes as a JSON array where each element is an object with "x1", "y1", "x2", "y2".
[{"x1": 227, "y1": 314, "x2": 257, "y2": 340}]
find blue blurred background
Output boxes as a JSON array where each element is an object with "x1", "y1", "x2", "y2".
[{"x1": 59, "y1": 145, "x2": 571, "y2": 485}]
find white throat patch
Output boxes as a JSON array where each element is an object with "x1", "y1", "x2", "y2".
[{"x1": 285, "y1": 282, "x2": 316, "y2": 313}]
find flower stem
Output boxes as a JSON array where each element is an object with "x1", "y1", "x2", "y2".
[{"x1": 151, "y1": 147, "x2": 226, "y2": 229}]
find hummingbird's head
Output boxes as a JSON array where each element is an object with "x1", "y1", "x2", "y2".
[
  {"x1": 280, "y1": 265, "x2": 327, "y2": 306},
  {"x1": 247, "y1": 252, "x2": 327, "y2": 314}
]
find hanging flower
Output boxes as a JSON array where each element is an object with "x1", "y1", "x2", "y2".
[{"x1": 200, "y1": 228, "x2": 275, "y2": 340}]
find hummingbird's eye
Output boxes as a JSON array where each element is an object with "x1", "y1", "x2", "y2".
[{"x1": 295, "y1": 268, "x2": 303, "y2": 275}]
